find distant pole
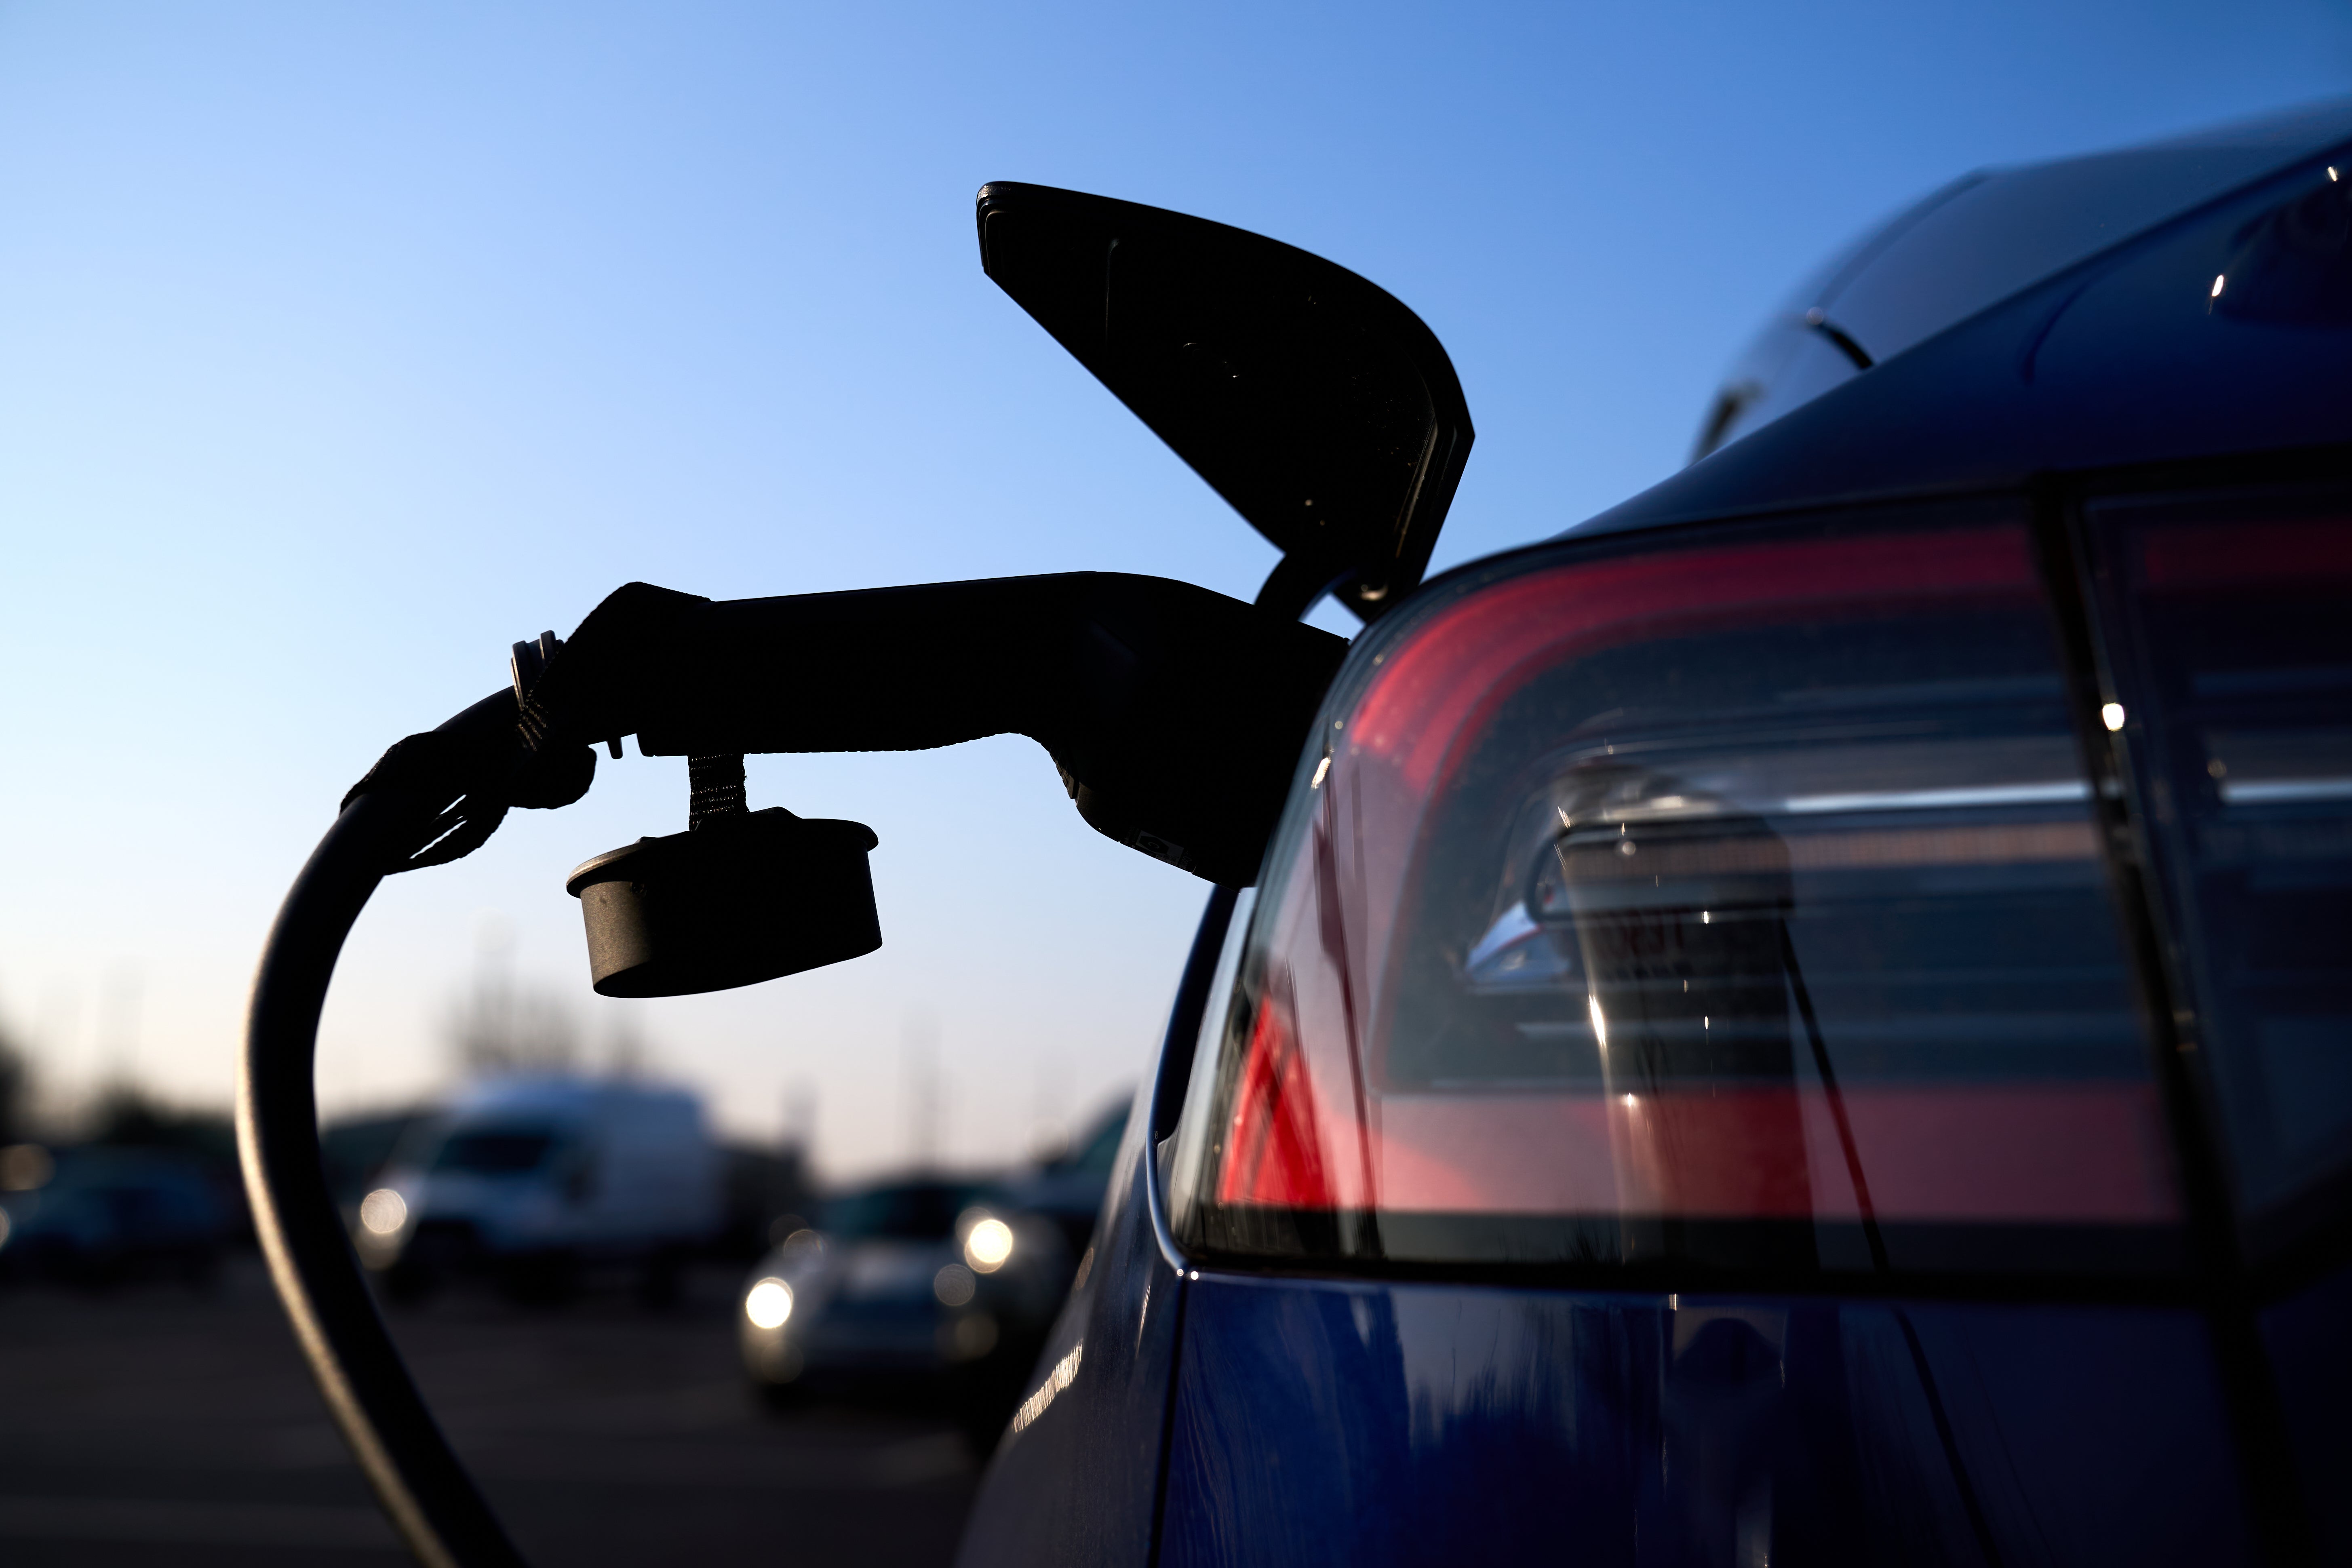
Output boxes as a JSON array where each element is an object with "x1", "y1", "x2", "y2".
[
  {"x1": 1032, "y1": 1052, "x2": 1069, "y2": 1163},
  {"x1": 35, "y1": 982, "x2": 79, "y2": 1118},
  {"x1": 459, "y1": 913, "x2": 516, "y2": 1078},
  {"x1": 783, "y1": 1079, "x2": 817, "y2": 1157},
  {"x1": 99, "y1": 963, "x2": 142, "y2": 1090},
  {"x1": 903, "y1": 1013, "x2": 940, "y2": 1170},
  {"x1": 604, "y1": 999, "x2": 649, "y2": 1078}
]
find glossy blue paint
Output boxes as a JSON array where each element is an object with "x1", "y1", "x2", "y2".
[
  {"x1": 955, "y1": 1085, "x2": 1188, "y2": 1568},
  {"x1": 959, "y1": 885, "x2": 1245, "y2": 1568},
  {"x1": 1159, "y1": 1274, "x2": 2248, "y2": 1568},
  {"x1": 2264, "y1": 1261, "x2": 2352, "y2": 1566}
]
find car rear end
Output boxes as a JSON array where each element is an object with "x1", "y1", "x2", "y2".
[
  {"x1": 1158, "y1": 482, "x2": 2352, "y2": 1562},
  {"x1": 953, "y1": 110, "x2": 2352, "y2": 1566},
  {"x1": 964, "y1": 478, "x2": 2352, "y2": 1564}
]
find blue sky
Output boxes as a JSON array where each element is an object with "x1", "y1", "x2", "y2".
[{"x1": 3, "y1": 1, "x2": 2347, "y2": 1176}]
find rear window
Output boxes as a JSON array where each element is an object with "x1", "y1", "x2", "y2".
[
  {"x1": 1167, "y1": 505, "x2": 2182, "y2": 1280},
  {"x1": 824, "y1": 1183, "x2": 995, "y2": 1241},
  {"x1": 1067, "y1": 1108, "x2": 1130, "y2": 1178},
  {"x1": 430, "y1": 1127, "x2": 562, "y2": 1177},
  {"x1": 2086, "y1": 486, "x2": 2352, "y2": 1252}
]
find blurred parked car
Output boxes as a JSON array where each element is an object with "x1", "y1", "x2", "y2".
[
  {"x1": 739, "y1": 1177, "x2": 1073, "y2": 1442},
  {"x1": 711, "y1": 1140, "x2": 818, "y2": 1262},
  {"x1": 0, "y1": 1145, "x2": 234, "y2": 1287},
  {"x1": 995, "y1": 1100, "x2": 1128, "y2": 1258},
  {"x1": 319, "y1": 1108, "x2": 432, "y2": 1220},
  {"x1": 356, "y1": 1076, "x2": 720, "y2": 1304}
]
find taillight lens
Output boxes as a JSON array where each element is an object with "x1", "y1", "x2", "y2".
[
  {"x1": 1168, "y1": 502, "x2": 2183, "y2": 1278},
  {"x1": 2087, "y1": 484, "x2": 2352, "y2": 1252}
]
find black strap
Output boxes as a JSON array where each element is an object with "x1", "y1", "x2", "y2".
[{"x1": 687, "y1": 753, "x2": 748, "y2": 829}]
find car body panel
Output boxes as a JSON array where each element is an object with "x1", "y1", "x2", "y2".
[
  {"x1": 1160, "y1": 1273, "x2": 2247, "y2": 1568},
  {"x1": 956, "y1": 1083, "x2": 1186, "y2": 1568},
  {"x1": 2262, "y1": 1259, "x2": 2352, "y2": 1564}
]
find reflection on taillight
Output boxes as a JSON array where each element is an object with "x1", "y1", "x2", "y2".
[
  {"x1": 1217, "y1": 979, "x2": 1334, "y2": 1209},
  {"x1": 1562, "y1": 812, "x2": 1815, "y2": 1255}
]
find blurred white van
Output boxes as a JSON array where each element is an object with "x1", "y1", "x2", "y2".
[{"x1": 354, "y1": 1076, "x2": 720, "y2": 1302}]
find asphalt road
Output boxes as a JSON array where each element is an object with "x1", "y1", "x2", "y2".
[{"x1": 0, "y1": 1256, "x2": 981, "y2": 1566}]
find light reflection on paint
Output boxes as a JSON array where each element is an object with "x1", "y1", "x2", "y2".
[{"x1": 1010, "y1": 1340, "x2": 1084, "y2": 1435}]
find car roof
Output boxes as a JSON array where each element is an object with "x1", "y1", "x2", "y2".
[
  {"x1": 1556, "y1": 101, "x2": 2352, "y2": 550},
  {"x1": 836, "y1": 1177, "x2": 997, "y2": 1199},
  {"x1": 445, "y1": 1076, "x2": 703, "y2": 1120},
  {"x1": 1685, "y1": 97, "x2": 2352, "y2": 467}
]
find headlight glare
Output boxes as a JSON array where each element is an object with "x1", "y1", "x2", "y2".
[
  {"x1": 358, "y1": 1188, "x2": 407, "y2": 1236},
  {"x1": 964, "y1": 1216, "x2": 1014, "y2": 1273},
  {"x1": 745, "y1": 1277, "x2": 794, "y2": 1330}
]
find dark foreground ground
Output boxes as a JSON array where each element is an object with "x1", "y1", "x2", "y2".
[{"x1": 0, "y1": 1256, "x2": 980, "y2": 1566}]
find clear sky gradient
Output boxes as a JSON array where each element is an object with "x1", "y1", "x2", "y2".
[{"x1": 3, "y1": 1, "x2": 2347, "y2": 1178}]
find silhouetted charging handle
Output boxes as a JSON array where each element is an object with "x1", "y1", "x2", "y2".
[
  {"x1": 238, "y1": 698, "x2": 889, "y2": 1568},
  {"x1": 511, "y1": 632, "x2": 886, "y2": 999},
  {"x1": 238, "y1": 176, "x2": 1472, "y2": 1568},
  {"x1": 236, "y1": 578, "x2": 1349, "y2": 1566}
]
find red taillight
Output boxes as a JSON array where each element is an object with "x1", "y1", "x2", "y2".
[
  {"x1": 1174, "y1": 506, "x2": 2183, "y2": 1276},
  {"x1": 1351, "y1": 526, "x2": 2038, "y2": 800},
  {"x1": 2136, "y1": 514, "x2": 2352, "y2": 588},
  {"x1": 1215, "y1": 981, "x2": 1337, "y2": 1209}
]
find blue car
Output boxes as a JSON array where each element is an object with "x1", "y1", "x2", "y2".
[
  {"x1": 243, "y1": 98, "x2": 2352, "y2": 1568},
  {"x1": 953, "y1": 103, "x2": 2352, "y2": 1566},
  {"x1": 0, "y1": 1146, "x2": 235, "y2": 1287}
]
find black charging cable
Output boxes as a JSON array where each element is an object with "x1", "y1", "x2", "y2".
[
  {"x1": 237, "y1": 571, "x2": 1344, "y2": 1567},
  {"x1": 238, "y1": 690, "x2": 532, "y2": 1568}
]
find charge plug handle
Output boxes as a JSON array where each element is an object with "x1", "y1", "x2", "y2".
[{"x1": 514, "y1": 623, "x2": 875, "y2": 999}]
